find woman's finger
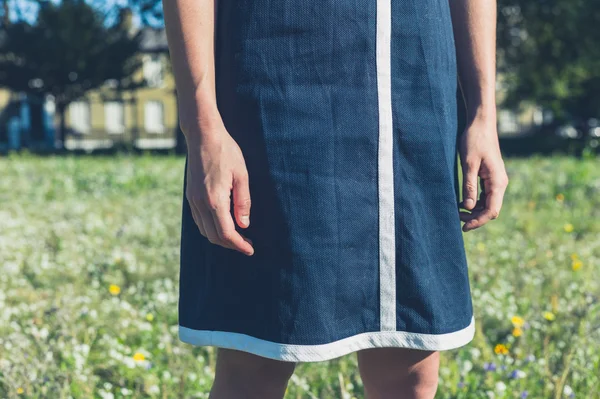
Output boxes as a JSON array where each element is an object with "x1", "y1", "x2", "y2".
[
  {"x1": 459, "y1": 211, "x2": 478, "y2": 222},
  {"x1": 198, "y1": 202, "x2": 228, "y2": 248},
  {"x1": 186, "y1": 189, "x2": 208, "y2": 237},
  {"x1": 462, "y1": 176, "x2": 507, "y2": 232},
  {"x1": 461, "y1": 157, "x2": 480, "y2": 210},
  {"x1": 193, "y1": 201, "x2": 209, "y2": 237},
  {"x1": 190, "y1": 202, "x2": 206, "y2": 236},
  {"x1": 232, "y1": 170, "x2": 251, "y2": 229},
  {"x1": 211, "y1": 203, "x2": 254, "y2": 256}
]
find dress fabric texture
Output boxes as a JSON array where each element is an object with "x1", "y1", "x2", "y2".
[{"x1": 178, "y1": 0, "x2": 475, "y2": 362}]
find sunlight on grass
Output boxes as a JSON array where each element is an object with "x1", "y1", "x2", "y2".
[{"x1": 0, "y1": 153, "x2": 599, "y2": 398}]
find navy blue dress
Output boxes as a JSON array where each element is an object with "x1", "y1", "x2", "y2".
[{"x1": 178, "y1": 0, "x2": 474, "y2": 362}]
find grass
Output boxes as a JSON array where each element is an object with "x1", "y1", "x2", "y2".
[{"x1": 0, "y1": 152, "x2": 599, "y2": 398}]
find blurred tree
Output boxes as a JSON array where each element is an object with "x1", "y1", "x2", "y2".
[
  {"x1": 497, "y1": 0, "x2": 600, "y2": 122},
  {"x1": 0, "y1": 0, "x2": 144, "y2": 147},
  {"x1": 130, "y1": 0, "x2": 163, "y2": 27}
]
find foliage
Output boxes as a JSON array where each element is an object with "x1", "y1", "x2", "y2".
[
  {"x1": 0, "y1": 0, "x2": 144, "y2": 141},
  {"x1": 0, "y1": 154, "x2": 599, "y2": 398},
  {"x1": 497, "y1": 0, "x2": 600, "y2": 121}
]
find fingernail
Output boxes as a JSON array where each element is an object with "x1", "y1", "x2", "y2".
[
  {"x1": 241, "y1": 215, "x2": 250, "y2": 226},
  {"x1": 465, "y1": 199, "x2": 475, "y2": 208}
]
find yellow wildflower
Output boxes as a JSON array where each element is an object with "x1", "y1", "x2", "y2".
[
  {"x1": 556, "y1": 193, "x2": 564, "y2": 202},
  {"x1": 572, "y1": 259, "x2": 583, "y2": 271},
  {"x1": 511, "y1": 316, "x2": 525, "y2": 328},
  {"x1": 512, "y1": 327, "x2": 523, "y2": 337},
  {"x1": 570, "y1": 253, "x2": 579, "y2": 260},
  {"x1": 477, "y1": 242, "x2": 486, "y2": 252},
  {"x1": 109, "y1": 284, "x2": 121, "y2": 295},
  {"x1": 563, "y1": 223, "x2": 574, "y2": 233},
  {"x1": 133, "y1": 352, "x2": 145, "y2": 362},
  {"x1": 146, "y1": 313, "x2": 154, "y2": 322},
  {"x1": 543, "y1": 311, "x2": 556, "y2": 321},
  {"x1": 17, "y1": 387, "x2": 24, "y2": 395},
  {"x1": 494, "y1": 344, "x2": 509, "y2": 355}
]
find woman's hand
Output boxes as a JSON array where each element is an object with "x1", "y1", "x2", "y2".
[
  {"x1": 185, "y1": 124, "x2": 255, "y2": 256},
  {"x1": 458, "y1": 111, "x2": 509, "y2": 232}
]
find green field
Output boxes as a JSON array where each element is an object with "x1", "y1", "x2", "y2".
[{"x1": 1, "y1": 153, "x2": 599, "y2": 399}]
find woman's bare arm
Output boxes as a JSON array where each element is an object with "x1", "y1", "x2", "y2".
[
  {"x1": 163, "y1": 0, "x2": 254, "y2": 255},
  {"x1": 449, "y1": 0, "x2": 509, "y2": 232},
  {"x1": 162, "y1": 0, "x2": 220, "y2": 141}
]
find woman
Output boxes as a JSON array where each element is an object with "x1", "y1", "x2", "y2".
[{"x1": 164, "y1": 0, "x2": 508, "y2": 397}]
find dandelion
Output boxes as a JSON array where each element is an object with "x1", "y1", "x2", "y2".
[
  {"x1": 563, "y1": 223, "x2": 574, "y2": 233},
  {"x1": 511, "y1": 315, "x2": 525, "y2": 327},
  {"x1": 109, "y1": 284, "x2": 121, "y2": 295},
  {"x1": 556, "y1": 193, "x2": 564, "y2": 202},
  {"x1": 494, "y1": 344, "x2": 509, "y2": 355},
  {"x1": 572, "y1": 259, "x2": 583, "y2": 271},
  {"x1": 133, "y1": 352, "x2": 145, "y2": 362},
  {"x1": 512, "y1": 327, "x2": 523, "y2": 337},
  {"x1": 17, "y1": 387, "x2": 24, "y2": 395},
  {"x1": 146, "y1": 313, "x2": 154, "y2": 322},
  {"x1": 543, "y1": 311, "x2": 556, "y2": 321}
]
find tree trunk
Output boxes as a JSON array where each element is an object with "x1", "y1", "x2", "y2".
[
  {"x1": 56, "y1": 103, "x2": 67, "y2": 150},
  {"x1": 30, "y1": 97, "x2": 44, "y2": 143},
  {"x1": 2, "y1": 0, "x2": 9, "y2": 27}
]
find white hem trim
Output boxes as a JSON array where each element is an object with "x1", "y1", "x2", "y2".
[{"x1": 178, "y1": 316, "x2": 475, "y2": 363}]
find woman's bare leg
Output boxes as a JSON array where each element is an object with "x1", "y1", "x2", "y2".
[
  {"x1": 209, "y1": 348, "x2": 297, "y2": 399},
  {"x1": 357, "y1": 348, "x2": 440, "y2": 399}
]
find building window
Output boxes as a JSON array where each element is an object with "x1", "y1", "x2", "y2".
[
  {"x1": 69, "y1": 101, "x2": 91, "y2": 134},
  {"x1": 144, "y1": 100, "x2": 165, "y2": 134},
  {"x1": 143, "y1": 54, "x2": 164, "y2": 88},
  {"x1": 497, "y1": 109, "x2": 520, "y2": 135},
  {"x1": 105, "y1": 101, "x2": 125, "y2": 134}
]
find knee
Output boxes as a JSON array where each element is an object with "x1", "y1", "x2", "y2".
[
  {"x1": 361, "y1": 369, "x2": 439, "y2": 399},
  {"x1": 358, "y1": 348, "x2": 439, "y2": 399},
  {"x1": 215, "y1": 348, "x2": 296, "y2": 388}
]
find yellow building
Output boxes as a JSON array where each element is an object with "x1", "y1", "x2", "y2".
[
  {"x1": 0, "y1": 26, "x2": 180, "y2": 152},
  {"x1": 64, "y1": 27, "x2": 179, "y2": 151}
]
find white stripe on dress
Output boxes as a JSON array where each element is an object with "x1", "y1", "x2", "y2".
[{"x1": 376, "y1": 0, "x2": 396, "y2": 331}]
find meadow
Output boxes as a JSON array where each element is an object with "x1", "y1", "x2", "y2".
[{"x1": 0, "y1": 152, "x2": 598, "y2": 399}]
